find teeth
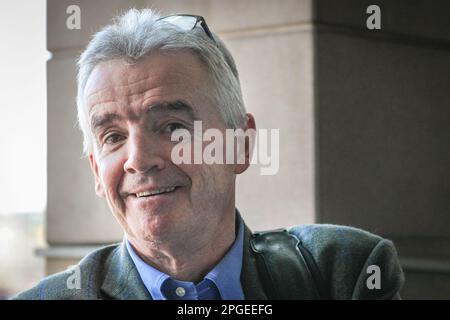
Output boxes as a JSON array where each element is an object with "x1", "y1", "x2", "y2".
[{"x1": 136, "y1": 187, "x2": 176, "y2": 198}]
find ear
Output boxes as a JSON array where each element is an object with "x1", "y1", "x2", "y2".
[
  {"x1": 234, "y1": 113, "x2": 256, "y2": 175},
  {"x1": 88, "y1": 152, "x2": 105, "y2": 198}
]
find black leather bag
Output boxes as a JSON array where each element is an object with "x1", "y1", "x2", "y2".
[{"x1": 250, "y1": 229, "x2": 328, "y2": 299}]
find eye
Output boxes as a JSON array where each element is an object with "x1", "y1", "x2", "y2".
[
  {"x1": 163, "y1": 122, "x2": 187, "y2": 134},
  {"x1": 104, "y1": 133, "x2": 125, "y2": 145}
]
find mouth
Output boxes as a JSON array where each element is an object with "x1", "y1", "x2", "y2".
[{"x1": 132, "y1": 186, "x2": 180, "y2": 198}]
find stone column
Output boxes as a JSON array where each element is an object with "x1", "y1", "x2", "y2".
[{"x1": 313, "y1": 0, "x2": 450, "y2": 298}]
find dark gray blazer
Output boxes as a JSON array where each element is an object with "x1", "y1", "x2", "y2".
[{"x1": 12, "y1": 222, "x2": 404, "y2": 300}]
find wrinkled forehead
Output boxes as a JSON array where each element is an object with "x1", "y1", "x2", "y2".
[{"x1": 83, "y1": 52, "x2": 214, "y2": 116}]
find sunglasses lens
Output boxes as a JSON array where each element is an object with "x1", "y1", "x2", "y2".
[
  {"x1": 157, "y1": 15, "x2": 217, "y2": 47},
  {"x1": 161, "y1": 16, "x2": 198, "y2": 31}
]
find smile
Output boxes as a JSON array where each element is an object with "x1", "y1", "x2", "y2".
[{"x1": 134, "y1": 186, "x2": 178, "y2": 198}]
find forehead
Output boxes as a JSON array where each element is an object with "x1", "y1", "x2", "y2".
[{"x1": 84, "y1": 52, "x2": 214, "y2": 119}]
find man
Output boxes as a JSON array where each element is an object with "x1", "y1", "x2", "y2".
[{"x1": 14, "y1": 9, "x2": 404, "y2": 300}]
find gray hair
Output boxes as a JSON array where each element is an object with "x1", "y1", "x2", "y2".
[{"x1": 77, "y1": 8, "x2": 246, "y2": 156}]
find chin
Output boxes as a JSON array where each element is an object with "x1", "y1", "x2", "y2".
[{"x1": 135, "y1": 215, "x2": 173, "y2": 242}]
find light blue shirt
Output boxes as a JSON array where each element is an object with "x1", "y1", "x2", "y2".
[{"x1": 125, "y1": 209, "x2": 245, "y2": 300}]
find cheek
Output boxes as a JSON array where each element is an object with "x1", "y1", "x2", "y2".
[
  {"x1": 98, "y1": 153, "x2": 126, "y2": 199},
  {"x1": 182, "y1": 162, "x2": 233, "y2": 202},
  {"x1": 175, "y1": 132, "x2": 234, "y2": 186}
]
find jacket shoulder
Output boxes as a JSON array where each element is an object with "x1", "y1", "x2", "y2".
[
  {"x1": 11, "y1": 243, "x2": 120, "y2": 300},
  {"x1": 287, "y1": 224, "x2": 404, "y2": 299},
  {"x1": 288, "y1": 224, "x2": 383, "y2": 257}
]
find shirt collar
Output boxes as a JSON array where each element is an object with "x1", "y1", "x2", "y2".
[
  {"x1": 125, "y1": 209, "x2": 245, "y2": 300},
  {"x1": 203, "y1": 209, "x2": 244, "y2": 299}
]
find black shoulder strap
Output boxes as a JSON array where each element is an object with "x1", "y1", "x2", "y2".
[{"x1": 250, "y1": 228, "x2": 327, "y2": 299}]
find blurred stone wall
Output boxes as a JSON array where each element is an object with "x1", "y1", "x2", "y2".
[{"x1": 313, "y1": 0, "x2": 450, "y2": 299}]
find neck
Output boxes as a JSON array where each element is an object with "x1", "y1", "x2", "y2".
[{"x1": 127, "y1": 210, "x2": 237, "y2": 283}]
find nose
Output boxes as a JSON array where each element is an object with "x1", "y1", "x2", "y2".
[{"x1": 123, "y1": 132, "x2": 166, "y2": 174}]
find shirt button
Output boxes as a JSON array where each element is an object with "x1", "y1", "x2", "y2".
[{"x1": 175, "y1": 287, "x2": 186, "y2": 297}]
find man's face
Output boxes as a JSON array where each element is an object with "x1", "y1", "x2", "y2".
[{"x1": 85, "y1": 52, "x2": 248, "y2": 247}]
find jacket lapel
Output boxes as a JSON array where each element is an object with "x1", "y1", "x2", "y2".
[
  {"x1": 240, "y1": 222, "x2": 269, "y2": 300},
  {"x1": 100, "y1": 240, "x2": 152, "y2": 300}
]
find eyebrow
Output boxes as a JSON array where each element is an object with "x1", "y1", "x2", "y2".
[
  {"x1": 145, "y1": 100, "x2": 198, "y2": 120},
  {"x1": 90, "y1": 100, "x2": 198, "y2": 132},
  {"x1": 90, "y1": 113, "x2": 123, "y2": 132}
]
